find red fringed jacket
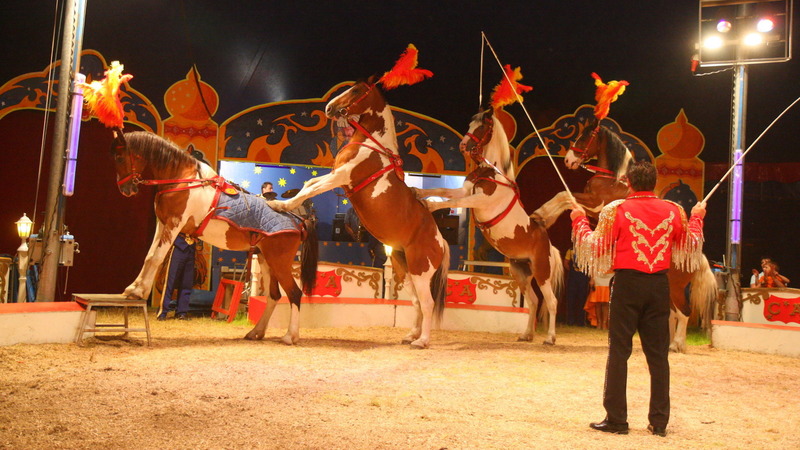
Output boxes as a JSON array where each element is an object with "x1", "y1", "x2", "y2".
[{"x1": 571, "y1": 191, "x2": 705, "y2": 277}]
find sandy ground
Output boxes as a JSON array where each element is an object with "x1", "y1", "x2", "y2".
[{"x1": 1, "y1": 311, "x2": 798, "y2": 449}]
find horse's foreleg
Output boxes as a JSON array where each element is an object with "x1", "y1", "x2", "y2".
[
  {"x1": 124, "y1": 221, "x2": 180, "y2": 299},
  {"x1": 532, "y1": 191, "x2": 573, "y2": 228},
  {"x1": 267, "y1": 171, "x2": 347, "y2": 212},
  {"x1": 425, "y1": 191, "x2": 493, "y2": 213},
  {"x1": 414, "y1": 186, "x2": 469, "y2": 201}
]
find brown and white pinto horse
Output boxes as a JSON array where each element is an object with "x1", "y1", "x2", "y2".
[
  {"x1": 112, "y1": 131, "x2": 319, "y2": 345},
  {"x1": 268, "y1": 76, "x2": 449, "y2": 349},
  {"x1": 534, "y1": 118, "x2": 717, "y2": 352},
  {"x1": 414, "y1": 109, "x2": 564, "y2": 345}
]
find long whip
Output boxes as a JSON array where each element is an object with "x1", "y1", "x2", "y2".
[
  {"x1": 702, "y1": 95, "x2": 800, "y2": 203},
  {"x1": 481, "y1": 32, "x2": 575, "y2": 201}
]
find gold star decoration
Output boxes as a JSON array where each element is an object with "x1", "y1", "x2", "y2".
[
  {"x1": 312, "y1": 170, "x2": 318, "y2": 176},
  {"x1": 342, "y1": 199, "x2": 349, "y2": 205},
  {"x1": 254, "y1": 166, "x2": 263, "y2": 174},
  {"x1": 290, "y1": 167, "x2": 296, "y2": 174},
  {"x1": 278, "y1": 178, "x2": 287, "y2": 187}
]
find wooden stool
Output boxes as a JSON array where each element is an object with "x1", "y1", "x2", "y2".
[{"x1": 73, "y1": 293, "x2": 152, "y2": 346}]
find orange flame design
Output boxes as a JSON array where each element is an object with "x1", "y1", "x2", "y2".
[
  {"x1": 490, "y1": 65, "x2": 532, "y2": 110},
  {"x1": 591, "y1": 72, "x2": 629, "y2": 120},
  {"x1": 81, "y1": 61, "x2": 133, "y2": 129},
  {"x1": 379, "y1": 44, "x2": 433, "y2": 90}
]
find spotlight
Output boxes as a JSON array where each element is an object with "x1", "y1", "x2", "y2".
[
  {"x1": 717, "y1": 19, "x2": 733, "y2": 32},
  {"x1": 704, "y1": 35, "x2": 724, "y2": 49},
  {"x1": 756, "y1": 18, "x2": 775, "y2": 33},
  {"x1": 743, "y1": 33, "x2": 764, "y2": 46}
]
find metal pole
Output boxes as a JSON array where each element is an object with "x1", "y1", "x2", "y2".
[
  {"x1": 37, "y1": 0, "x2": 86, "y2": 301},
  {"x1": 725, "y1": 63, "x2": 747, "y2": 321}
]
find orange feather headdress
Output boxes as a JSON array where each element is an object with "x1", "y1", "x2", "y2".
[
  {"x1": 591, "y1": 72, "x2": 628, "y2": 121},
  {"x1": 81, "y1": 61, "x2": 133, "y2": 129},
  {"x1": 490, "y1": 64, "x2": 532, "y2": 110},
  {"x1": 378, "y1": 44, "x2": 433, "y2": 90}
]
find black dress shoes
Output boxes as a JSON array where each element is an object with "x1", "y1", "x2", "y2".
[
  {"x1": 648, "y1": 424, "x2": 667, "y2": 437},
  {"x1": 589, "y1": 419, "x2": 629, "y2": 434}
]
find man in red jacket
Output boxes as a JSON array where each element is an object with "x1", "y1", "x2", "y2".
[{"x1": 570, "y1": 161, "x2": 706, "y2": 437}]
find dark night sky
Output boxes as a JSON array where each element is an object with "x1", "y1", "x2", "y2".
[
  {"x1": 2, "y1": 0, "x2": 799, "y2": 280},
  {"x1": 3, "y1": 0, "x2": 799, "y2": 164}
]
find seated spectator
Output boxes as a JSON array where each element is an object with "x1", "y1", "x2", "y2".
[{"x1": 753, "y1": 261, "x2": 788, "y2": 288}]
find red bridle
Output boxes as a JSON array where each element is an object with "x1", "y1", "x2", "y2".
[
  {"x1": 568, "y1": 125, "x2": 600, "y2": 163},
  {"x1": 463, "y1": 116, "x2": 494, "y2": 164}
]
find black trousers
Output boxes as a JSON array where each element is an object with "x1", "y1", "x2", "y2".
[{"x1": 603, "y1": 269, "x2": 670, "y2": 428}]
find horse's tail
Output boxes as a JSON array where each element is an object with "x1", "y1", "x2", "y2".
[
  {"x1": 431, "y1": 242, "x2": 450, "y2": 326},
  {"x1": 300, "y1": 219, "x2": 319, "y2": 295},
  {"x1": 549, "y1": 244, "x2": 565, "y2": 300},
  {"x1": 689, "y1": 256, "x2": 718, "y2": 330}
]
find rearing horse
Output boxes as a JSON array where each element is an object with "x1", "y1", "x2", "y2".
[
  {"x1": 534, "y1": 118, "x2": 717, "y2": 352},
  {"x1": 534, "y1": 117, "x2": 632, "y2": 227},
  {"x1": 414, "y1": 108, "x2": 564, "y2": 345},
  {"x1": 112, "y1": 131, "x2": 319, "y2": 345},
  {"x1": 268, "y1": 75, "x2": 449, "y2": 349}
]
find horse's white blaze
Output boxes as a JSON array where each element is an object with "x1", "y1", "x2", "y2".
[{"x1": 564, "y1": 150, "x2": 581, "y2": 169}]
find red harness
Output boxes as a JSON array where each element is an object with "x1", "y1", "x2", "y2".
[
  {"x1": 462, "y1": 117, "x2": 521, "y2": 231},
  {"x1": 472, "y1": 175, "x2": 522, "y2": 230},
  {"x1": 344, "y1": 119, "x2": 404, "y2": 196}
]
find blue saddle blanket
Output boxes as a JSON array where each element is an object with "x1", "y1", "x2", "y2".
[{"x1": 214, "y1": 192, "x2": 301, "y2": 235}]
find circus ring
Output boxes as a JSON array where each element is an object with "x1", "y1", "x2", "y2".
[{"x1": 711, "y1": 287, "x2": 800, "y2": 357}]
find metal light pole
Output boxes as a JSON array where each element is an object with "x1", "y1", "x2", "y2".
[
  {"x1": 697, "y1": 0, "x2": 792, "y2": 320},
  {"x1": 37, "y1": 0, "x2": 88, "y2": 301},
  {"x1": 725, "y1": 64, "x2": 747, "y2": 320}
]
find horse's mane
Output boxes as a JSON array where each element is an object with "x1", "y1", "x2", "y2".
[
  {"x1": 598, "y1": 126, "x2": 631, "y2": 176},
  {"x1": 124, "y1": 131, "x2": 200, "y2": 173},
  {"x1": 579, "y1": 118, "x2": 631, "y2": 176}
]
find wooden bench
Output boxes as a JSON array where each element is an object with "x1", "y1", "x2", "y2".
[{"x1": 73, "y1": 293, "x2": 152, "y2": 346}]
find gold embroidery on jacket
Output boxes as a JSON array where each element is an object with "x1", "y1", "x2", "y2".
[{"x1": 625, "y1": 211, "x2": 674, "y2": 271}]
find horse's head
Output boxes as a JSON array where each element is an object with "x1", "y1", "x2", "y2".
[
  {"x1": 460, "y1": 109, "x2": 495, "y2": 164},
  {"x1": 565, "y1": 118, "x2": 601, "y2": 170},
  {"x1": 325, "y1": 75, "x2": 384, "y2": 120},
  {"x1": 110, "y1": 131, "x2": 142, "y2": 197}
]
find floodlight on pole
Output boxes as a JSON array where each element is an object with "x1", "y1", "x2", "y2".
[
  {"x1": 696, "y1": 0, "x2": 792, "y2": 321},
  {"x1": 15, "y1": 213, "x2": 33, "y2": 303}
]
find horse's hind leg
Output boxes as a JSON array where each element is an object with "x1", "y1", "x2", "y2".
[
  {"x1": 405, "y1": 272, "x2": 436, "y2": 349},
  {"x1": 273, "y1": 265, "x2": 302, "y2": 345},
  {"x1": 245, "y1": 255, "x2": 279, "y2": 341},
  {"x1": 510, "y1": 261, "x2": 539, "y2": 342},
  {"x1": 537, "y1": 279, "x2": 558, "y2": 345},
  {"x1": 669, "y1": 309, "x2": 689, "y2": 353}
]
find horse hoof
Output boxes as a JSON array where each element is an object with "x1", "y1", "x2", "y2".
[
  {"x1": 244, "y1": 331, "x2": 264, "y2": 341},
  {"x1": 409, "y1": 339, "x2": 428, "y2": 349},
  {"x1": 517, "y1": 335, "x2": 533, "y2": 342},
  {"x1": 280, "y1": 335, "x2": 296, "y2": 346},
  {"x1": 543, "y1": 339, "x2": 556, "y2": 346}
]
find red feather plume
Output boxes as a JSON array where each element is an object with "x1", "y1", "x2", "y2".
[
  {"x1": 591, "y1": 72, "x2": 629, "y2": 121},
  {"x1": 378, "y1": 44, "x2": 433, "y2": 90},
  {"x1": 81, "y1": 61, "x2": 133, "y2": 129},
  {"x1": 490, "y1": 65, "x2": 532, "y2": 110}
]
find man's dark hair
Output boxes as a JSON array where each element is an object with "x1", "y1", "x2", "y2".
[
  {"x1": 261, "y1": 181, "x2": 273, "y2": 189},
  {"x1": 626, "y1": 160, "x2": 657, "y2": 192}
]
